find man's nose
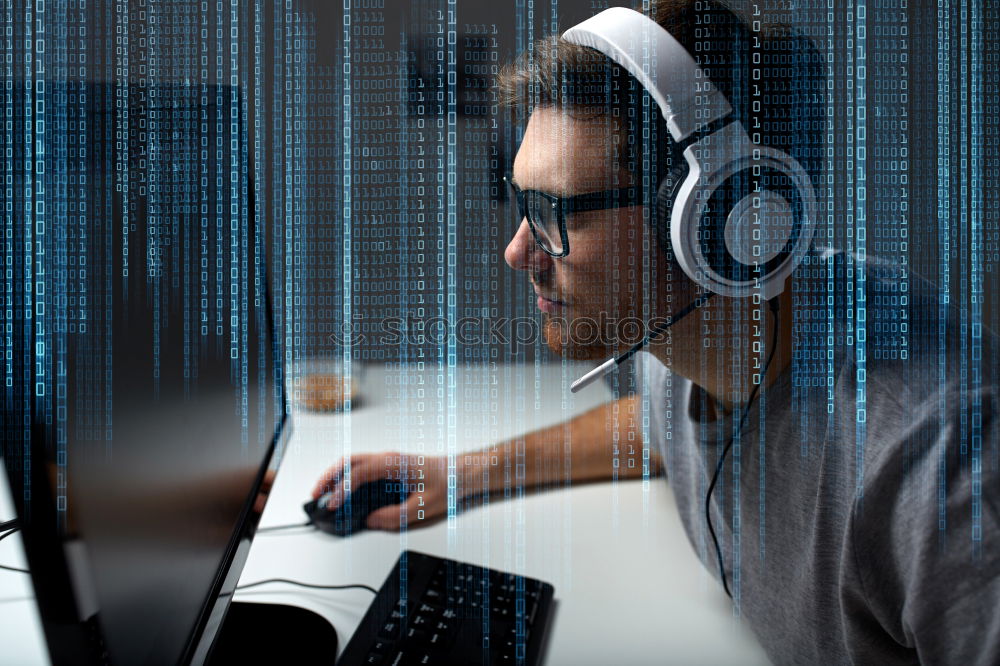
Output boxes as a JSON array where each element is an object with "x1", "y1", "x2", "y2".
[{"x1": 504, "y1": 220, "x2": 553, "y2": 272}]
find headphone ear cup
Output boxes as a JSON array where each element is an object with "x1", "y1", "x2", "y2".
[
  {"x1": 693, "y1": 153, "x2": 813, "y2": 298},
  {"x1": 654, "y1": 161, "x2": 689, "y2": 262}
]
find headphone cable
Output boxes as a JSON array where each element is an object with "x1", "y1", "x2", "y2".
[{"x1": 706, "y1": 296, "x2": 780, "y2": 599}]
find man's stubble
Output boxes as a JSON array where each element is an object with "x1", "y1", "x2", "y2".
[{"x1": 542, "y1": 313, "x2": 609, "y2": 361}]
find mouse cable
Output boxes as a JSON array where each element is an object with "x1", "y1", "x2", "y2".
[
  {"x1": 0, "y1": 529, "x2": 379, "y2": 589},
  {"x1": 0, "y1": 527, "x2": 29, "y2": 573},
  {"x1": 235, "y1": 578, "x2": 377, "y2": 594},
  {"x1": 0, "y1": 519, "x2": 318, "y2": 575},
  {"x1": 2, "y1": 515, "x2": 313, "y2": 535},
  {"x1": 706, "y1": 296, "x2": 780, "y2": 600},
  {"x1": 257, "y1": 522, "x2": 316, "y2": 533}
]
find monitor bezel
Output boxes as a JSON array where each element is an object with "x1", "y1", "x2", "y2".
[{"x1": 2, "y1": 81, "x2": 291, "y2": 666}]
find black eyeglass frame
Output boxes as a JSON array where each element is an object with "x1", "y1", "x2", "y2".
[{"x1": 504, "y1": 172, "x2": 645, "y2": 257}]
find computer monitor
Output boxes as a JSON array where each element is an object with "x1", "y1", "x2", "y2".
[{"x1": 2, "y1": 81, "x2": 299, "y2": 665}]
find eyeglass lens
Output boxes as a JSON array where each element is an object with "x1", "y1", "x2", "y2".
[{"x1": 511, "y1": 184, "x2": 564, "y2": 255}]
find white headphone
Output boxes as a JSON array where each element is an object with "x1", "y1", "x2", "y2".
[{"x1": 562, "y1": 7, "x2": 817, "y2": 299}]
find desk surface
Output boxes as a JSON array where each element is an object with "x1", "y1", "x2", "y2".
[{"x1": 0, "y1": 362, "x2": 771, "y2": 665}]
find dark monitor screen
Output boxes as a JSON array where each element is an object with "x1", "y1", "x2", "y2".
[{"x1": 3, "y1": 82, "x2": 288, "y2": 665}]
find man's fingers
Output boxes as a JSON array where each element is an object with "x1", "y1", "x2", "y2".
[
  {"x1": 311, "y1": 453, "x2": 382, "y2": 498},
  {"x1": 312, "y1": 451, "x2": 406, "y2": 506},
  {"x1": 366, "y1": 495, "x2": 422, "y2": 531},
  {"x1": 312, "y1": 458, "x2": 350, "y2": 498},
  {"x1": 365, "y1": 503, "x2": 403, "y2": 531},
  {"x1": 324, "y1": 460, "x2": 383, "y2": 511}
]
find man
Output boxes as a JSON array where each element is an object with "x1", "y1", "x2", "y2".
[{"x1": 314, "y1": 1, "x2": 1000, "y2": 662}]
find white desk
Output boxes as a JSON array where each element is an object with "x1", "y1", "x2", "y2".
[{"x1": 0, "y1": 362, "x2": 771, "y2": 665}]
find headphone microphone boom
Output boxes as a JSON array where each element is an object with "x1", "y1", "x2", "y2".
[
  {"x1": 561, "y1": 7, "x2": 817, "y2": 393},
  {"x1": 569, "y1": 291, "x2": 713, "y2": 393}
]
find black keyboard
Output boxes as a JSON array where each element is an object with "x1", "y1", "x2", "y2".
[{"x1": 338, "y1": 550, "x2": 555, "y2": 665}]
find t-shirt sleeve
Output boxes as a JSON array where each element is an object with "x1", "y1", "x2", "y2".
[{"x1": 844, "y1": 387, "x2": 1000, "y2": 665}]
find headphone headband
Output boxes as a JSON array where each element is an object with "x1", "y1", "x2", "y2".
[{"x1": 561, "y1": 7, "x2": 731, "y2": 141}]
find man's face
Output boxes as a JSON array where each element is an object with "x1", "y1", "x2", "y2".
[{"x1": 505, "y1": 106, "x2": 685, "y2": 360}]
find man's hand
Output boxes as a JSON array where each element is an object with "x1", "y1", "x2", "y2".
[{"x1": 311, "y1": 452, "x2": 451, "y2": 530}]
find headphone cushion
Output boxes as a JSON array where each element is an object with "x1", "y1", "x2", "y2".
[
  {"x1": 654, "y1": 161, "x2": 688, "y2": 262},
  {"x1": 704, "y1": 164, "x2": 805, "y2": 284}
]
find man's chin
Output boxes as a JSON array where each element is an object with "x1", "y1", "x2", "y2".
[{"x1": 542, "y1": 316, "x2": 608, "y2": 361}]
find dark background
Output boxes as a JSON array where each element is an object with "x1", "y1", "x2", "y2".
[{"x1": 2, "y1": 0, "x2": 997, "y2": 366}]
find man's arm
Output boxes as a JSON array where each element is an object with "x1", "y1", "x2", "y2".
[
  {"x1": 311, "y1": 395, "x2": 661, "y2": 530},
  {"x1": 458, "y1": 395, "x2": 662, "y2": 497}
]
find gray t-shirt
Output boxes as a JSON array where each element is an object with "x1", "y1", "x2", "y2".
[{"x1": 636, "y1": 249, "x2": 1000, "y2": 665}]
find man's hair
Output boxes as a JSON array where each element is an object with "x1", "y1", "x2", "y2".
[{"x1": 497, "y1": 0, "x2": 826, "y2": 193}]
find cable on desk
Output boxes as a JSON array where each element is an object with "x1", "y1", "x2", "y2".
[
  {"x1": 257, "y1": 522, "x2": 315, "y2": 533},
  {"x1": 0, "y1": 528, "x2": 29, "y2": 574},
  {"x1": 0, "y1": 527, "x2": 380, "y2": 589},
  {"x1": 0, "y1": 519, "x2": 20, "y2": 532},
  {"x1": 235, "y1": 578, "x2": 377, "y2": 594}
]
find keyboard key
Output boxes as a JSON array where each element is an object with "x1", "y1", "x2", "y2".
[
  {"x1": 422, "y1": 588, "x2": 444, "y2": 605},
  {"x1": 417, "y1": 602, "x2": 438, "y2": 614},
  {"x1": 505, "y1": 623, "x2": 530, "y2": 642},
  {"x1": 362, "y1": 643, "x2": 391, "y2": 665},
  {"x1": 378, "y1": 649, "x2": 406, "y2": 665},
  {"x1": 368, "y1": 640, "x2": 392, "y2": 653},
  {"x1": 376, "y1": 620, "x2": 404, "y2": 642},
  {"x1": 492, "y1": 593, "x2": 515, "y2": 609},
  {"x1": 491, "y1": 606, "x2": 514, "y2": 622}
]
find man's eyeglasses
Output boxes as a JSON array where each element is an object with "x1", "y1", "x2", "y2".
[{"x1": 504, "y1": 173, "x2": 644, "y2": 257}]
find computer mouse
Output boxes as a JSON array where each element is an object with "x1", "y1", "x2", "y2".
[{"x1": 303, "y1": 480, "x2": 411, "y2": 536}]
